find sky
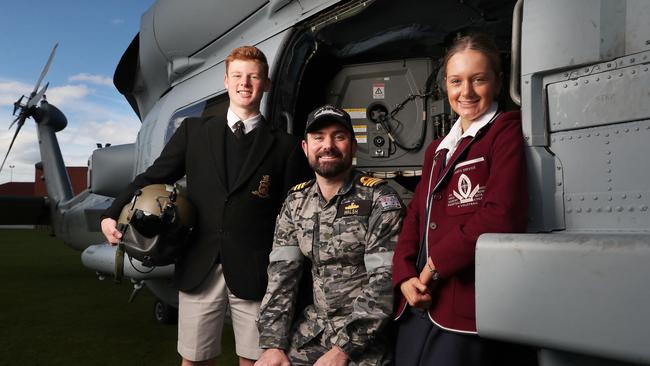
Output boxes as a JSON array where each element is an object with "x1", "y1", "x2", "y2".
[{"x1": 0, "y1": 0, "x2": 155, "y2": 184}]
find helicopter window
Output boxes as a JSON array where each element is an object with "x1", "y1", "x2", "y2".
[
  {"x1": 164, "y1": 101, "x2": 206, "y2": 143},
  {"x1": 164, "y1": 93, "x2": 229, "y2": 143}
]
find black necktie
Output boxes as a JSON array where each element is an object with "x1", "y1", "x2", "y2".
[{"x1": 233, "y1": 121, "x2": 245, "y2": 139}]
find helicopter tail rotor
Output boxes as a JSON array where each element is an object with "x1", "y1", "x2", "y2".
[{"x1": 1, "y1": 44, "x2": 58, "y2": 175}]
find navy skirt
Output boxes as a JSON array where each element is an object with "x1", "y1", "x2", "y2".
[{"x1": 394, "y1": 308, "x2": 538, "y2": 366}]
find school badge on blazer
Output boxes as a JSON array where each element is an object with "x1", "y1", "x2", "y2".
[
  {"x1": 447, "y1": 156, "x2": 488, "y2": 215},
  {"x1": 252, "y1": 175, "x2": 271, "y2": 198},
  {"x1": 453, "y1": 173, "x2": 481, "y2": 204}
]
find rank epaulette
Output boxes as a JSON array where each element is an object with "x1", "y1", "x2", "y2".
[
  {"x1": 290, "y1": 179, "x2": 315, "y2": 192},
  {"x1": 359, "y1": 176, "x2": 385, "y2": 187}
]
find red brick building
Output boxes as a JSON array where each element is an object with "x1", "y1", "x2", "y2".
[
  {"x1": 0, "y1": 166, "x2": 88, "y2": 197},
  {"x1": 0, "y1": 182, "x2": 34, "y2": 196},
  {"x1": 34, "y1": 166, "x2": 88, "y2": 197}
]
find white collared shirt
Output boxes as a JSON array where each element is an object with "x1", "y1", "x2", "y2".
[
  {"x1": 227, "y1": 108, "x2": 262, "y2": 135},
  {"x1": 436, "y1": 102, "x2": 499, "y2": 160}
]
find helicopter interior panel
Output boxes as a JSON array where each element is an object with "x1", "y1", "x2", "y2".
[{"x1": 266, "y1": 0, "x2": 516, "y2": 189}]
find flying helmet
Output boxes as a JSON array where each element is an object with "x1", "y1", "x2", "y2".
[{"x1": 117, "y1": 184, "x2": 196, "y2": 267}]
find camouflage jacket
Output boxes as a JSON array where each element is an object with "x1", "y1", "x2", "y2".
[{"x1": 258, "y1": 170, "x2": 405, "y2": 363}]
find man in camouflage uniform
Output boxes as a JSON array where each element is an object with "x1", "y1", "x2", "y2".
[{"x1": 255, "y1": 105, "x2": 405, "y2": 366}]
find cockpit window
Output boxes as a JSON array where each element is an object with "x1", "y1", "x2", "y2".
[
  {"x1": 164, "y1": 101, "x2": 205, "y2": 143},
  {"x1": 164, "y1": 93, "x2": 229, "y2": 143}
]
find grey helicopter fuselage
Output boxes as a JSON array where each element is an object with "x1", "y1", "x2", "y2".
[{"x1": 28, "y1": 0, "x2": 650, "y2": 364}]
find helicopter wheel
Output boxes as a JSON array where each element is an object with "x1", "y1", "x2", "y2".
[{"x1": 154, "y1": 299, "x2": 178, "y2": 325}]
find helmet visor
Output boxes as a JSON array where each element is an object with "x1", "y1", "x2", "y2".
[{"x1": 130, "y1": 210, "x2": 163, "y2": 238}]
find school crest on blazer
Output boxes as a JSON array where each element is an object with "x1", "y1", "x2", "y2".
[
  {"x1": 252, "y1": 175, "x2": 271, "y2": 198},
  {"x1": 447, "y1": 156, "x2": 487, "y2": 214}
]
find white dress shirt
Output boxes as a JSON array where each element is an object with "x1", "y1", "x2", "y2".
[
  {"x1": 436, "y1": 102, "x2": 499, "y2": 160},
  {"x1": 227, "y1": 108, "x2": 262, "y2": 135}
]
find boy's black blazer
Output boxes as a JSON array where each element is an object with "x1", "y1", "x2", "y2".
[{"x1": 104, "y1": 115, "x2": 310, "y2": 300}]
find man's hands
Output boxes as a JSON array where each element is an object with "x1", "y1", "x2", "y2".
[
  {"x1": 255, "y1": 348, "x2": 291, "y2": 366},
  {"x1": 101, "y1": 217, "x2": 122, "y2": 245},
  {"x1": 314, "y1": 346, "x2": 349, "y2": 366},
  {"x1": 254, "y1": 346, "x2": 349, "y2": 366}
]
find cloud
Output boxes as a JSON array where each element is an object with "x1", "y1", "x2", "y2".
[
  {"x1": 0, "y1": 81, "x2": 90, "y2": 109},
  {"x1": 0, "y1": 121, "x2": 39, "y2": 180},
  {"x1": 0, "y1": 81, "x2": 32, "y2": 106},
  {"x1": 46, "y1": 84, "x2": 92, "y2": 106},
  {"x1": 111, "y1": 18, "x2": 125, "y2": 25},
  {"x1": 0, "y1": 163, "x2": 35, "y2": 183},
  {"x1": 69, "y1": 73, "x2": 114, "y2": 87},
  {"x1": 0, "y1": 124, "x2": 37, "y2": 160},
  {"x1": 59, "y1": 118, "x2": 140, "y2": 148}
]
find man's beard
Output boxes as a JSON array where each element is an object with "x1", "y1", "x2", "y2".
[{"x1": 310, "y1": 150, "x2": 351, "y2": 178}]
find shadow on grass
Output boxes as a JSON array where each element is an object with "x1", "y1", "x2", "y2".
[{"x1": 0, "y1": 229, "x2": 238, "y2": 366}]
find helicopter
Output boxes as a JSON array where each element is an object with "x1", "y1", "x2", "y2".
[{"x1": 1, "y1": 0, "x2": 649, "y2": 365}]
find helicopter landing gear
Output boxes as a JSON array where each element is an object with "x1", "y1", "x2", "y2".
[{"x1": 154, "y1": 299, "x2": 178, "y2": 325}]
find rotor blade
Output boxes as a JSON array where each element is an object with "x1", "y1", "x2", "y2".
[
  {"x1": 12, "y1": 96, "x2": 24, "y2": 116},
  {"x1": 0, "y1": 119, "x2": 26, "y2": 173},
  {"x1": 27, "y1": 82, "x2": 49, "y2": 109},
  {"x1": 31, "y1": 43, "x2": 58, "y2": 96},
  {"x1": 8, "y1": 115, "x2": 21, "y2": 130}
]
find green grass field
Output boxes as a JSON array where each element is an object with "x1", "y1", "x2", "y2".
[{"x1": 0, "y1": 228, "x2": 237, "y2": 366}]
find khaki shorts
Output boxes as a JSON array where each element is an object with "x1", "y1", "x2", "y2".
[{"x1": 177, "y1": 264, "x2": 263, "y2": 362}]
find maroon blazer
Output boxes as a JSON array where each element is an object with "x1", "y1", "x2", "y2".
[{"x1": 392, "y1": 110, "x2": 527, "y2": 333}]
